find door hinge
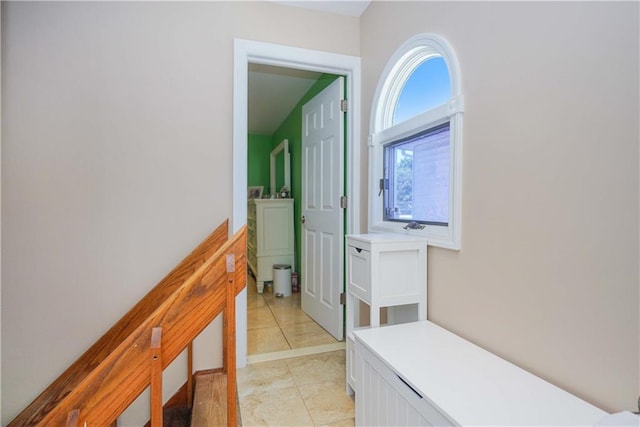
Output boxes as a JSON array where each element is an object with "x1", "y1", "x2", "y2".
[
  {"x1": 340, "y1": 292, "x2": 346, "y2": 305},
  {"x1": 340, "y1": 196, "x2": 348, "y2": 209},
  {"x1": 340, "y1": 99, "x2": 348, "y2": 112}
]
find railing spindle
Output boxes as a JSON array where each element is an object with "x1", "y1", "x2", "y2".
[
  {"x1": 187, "y1": 342, "x2": 194, "y2": 408},
  {"x1": 150, "y1": 327, "x2": 163, "y2": 427},
  {"x1": 225, "y1": 254, "x2": 237, "y2": 427}
]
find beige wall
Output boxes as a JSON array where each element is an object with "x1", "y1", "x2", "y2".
[
  {"x1": 3, "y1": 0, "x2": 638, "y2": 422},
  {"x1": 0, "y1": 2, "x2": 359, "y2": 424},
  {"x1": 361, "y1": 1, "x2": 639, "y2": 413}
]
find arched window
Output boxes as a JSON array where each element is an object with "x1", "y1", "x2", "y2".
[
  {"x1": 369, "y1": 34, "x2": 463, "y2": 249},
  {"x1": 394, "y1": 57, "x2": 451, "y2": 125}
]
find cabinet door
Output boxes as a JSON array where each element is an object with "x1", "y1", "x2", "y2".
[
  {"x1": 257, "y1": 203, "x2": 294, "y2": 256},
  {"x1": 355, "y1": 340, "x2": 454, "y2": 427},
  {"x1": 347, "y1": 245, "x2": 372, "y2": 302}
]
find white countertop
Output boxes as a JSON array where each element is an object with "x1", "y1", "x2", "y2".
[{"x1": 354, "y1": 321, "x2": 607, "y2": 426}]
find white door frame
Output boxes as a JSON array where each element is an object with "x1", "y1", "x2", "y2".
[{"x1": 232, "y1": 39, "x2": 361, "y2": 367}]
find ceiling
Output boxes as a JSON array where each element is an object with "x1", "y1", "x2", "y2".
[
  {"x1": 271, "y1": 1, "x2": 371, "y2": 17},
  {"x1": 248, "y1": 1, "x2": 370, "y2": 136},
  {"x1": 248, "y1": 63, "x2": 322, "y2": 135}
]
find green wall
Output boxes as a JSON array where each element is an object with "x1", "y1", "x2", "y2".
[
  {"x1": 271, "y1": 74, "x2": 341, "y2": 279},
  {"x1": 247, "y1": 133, "x2": 272, "y2": 193}
]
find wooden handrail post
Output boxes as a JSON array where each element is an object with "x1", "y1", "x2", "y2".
[
  {"x1": 150, "y1": 327, "x2": 163, "y2": 427},
  {"x1": 225, "y1": 254, "x2": 237, "y2": 427},
  {"x1": 66, "y1": 409, "x2": 79, "y2": 427}
]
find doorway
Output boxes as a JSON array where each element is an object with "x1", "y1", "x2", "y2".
[
  {"x1": 233, "y1": 39, "x2": 361, "y2": 367},
  {"x1": 246, "y1": 69, "x2": 343, "y2": 358}
]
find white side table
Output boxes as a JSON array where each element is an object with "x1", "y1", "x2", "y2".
[{"x1": 345, "y1": 233, "x2": 428, "y2": 393}]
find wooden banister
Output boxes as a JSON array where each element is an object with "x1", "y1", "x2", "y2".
[
  {"x1": 10, "y1": 220, "x2": 246, "y2": 426},
  {"x1": 65, "y1": 409, "x2": 79, "y2": 427}
]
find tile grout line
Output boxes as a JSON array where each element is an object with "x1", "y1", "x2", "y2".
[
  {"x1": 283, "y1": 357, "x2": 317, "y2": 425},
  {"x1": 265, "y1": 292, "x2": 295, "y2": 351},
  {"x1": 285, "y1": 351, "x2": 338, "y2": 427},
  {"x1": 294, "y1": 382, "x2": 317, "y2": 426}
]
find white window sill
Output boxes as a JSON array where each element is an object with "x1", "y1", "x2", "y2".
[{"x1": 370, "y1": 222, "x2": 460, "y2": 250}]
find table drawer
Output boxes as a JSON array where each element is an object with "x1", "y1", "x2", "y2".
[{"x1": 347, "y1": 245, "x2": 371, "y2": 302}]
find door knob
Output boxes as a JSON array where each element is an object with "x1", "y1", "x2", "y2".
[{"x1": 301, "y1": 216, "x2": 306, "y2": 224}]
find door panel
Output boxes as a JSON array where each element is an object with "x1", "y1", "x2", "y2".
[
  {"x1": 301, "y1": 77, "x2": 345, "y2": 340},
  {"x1": 320, "y1": 232, "x2": 334, "y2": 306},
  {"x1": 304, "y1": 228, "x2": 317, "y2": 295}
]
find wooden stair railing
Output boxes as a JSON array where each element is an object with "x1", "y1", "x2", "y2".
[{"x1": 10, "y1": 220, "x2": 247, "y2": 426}]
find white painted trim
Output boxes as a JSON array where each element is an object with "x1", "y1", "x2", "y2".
[
  {"x1": 372, "y1": 34, "x2": 462, "y2": 133},
  {"x1": 368, "y1": 34, "x2": 463, "y2": 250},
  {"x1": 233, "y1": 38, "x2": 361, "y2": 367},
  {"x1": 371, "y1": 104, "x2": 450, "y2": 147},
  {"x1": 246, "y1": 342, "x2": 346, "y2": 365},
  {"x1": 0, "y1": 5, "x2": 3, "y2": 417}
]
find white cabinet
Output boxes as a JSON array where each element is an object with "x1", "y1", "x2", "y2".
[
  {"x1": 247, "y1": 199, "x2": 295, "y2": 293},
  {"x1": 354, "y1": 321, "x2": 607, "y2": 427},
  {"x1": 345, "y1": 233, "x2": 428, "y2": 393}
]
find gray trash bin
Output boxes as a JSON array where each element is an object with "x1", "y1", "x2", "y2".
[{"x1": 273, "y1": 264, "x2": 292, "y2": 297}]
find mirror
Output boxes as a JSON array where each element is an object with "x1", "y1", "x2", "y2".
[{"x1": 270, "y1": 139, "x2": 291, "y2": 195}]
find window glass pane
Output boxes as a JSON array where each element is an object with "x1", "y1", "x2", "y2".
[
  {"x1": 384, "y1": 123, "x2": 450, "y2": 224},
  {"x1": 393, "y1": 57, "x2": 451, "y2": 125}
]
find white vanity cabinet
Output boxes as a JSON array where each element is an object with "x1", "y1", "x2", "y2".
[
  {"x1": 354, "y1": 321, "x2": 607, "y2": 426},
  {"x1": 247, "y1": 198, "x2": 295, "y2": 293},
  {"x1": 345, "y1": 233, "x2": 428, "y2": 393}
]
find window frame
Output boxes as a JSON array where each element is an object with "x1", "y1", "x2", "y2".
[{"x1": 368, "y1": 34, "x2": 464, "y2": 250}]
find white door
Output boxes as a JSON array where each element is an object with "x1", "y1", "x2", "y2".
[{"x1": 301, "y1": 77, "x2": 345, "y2": 340}]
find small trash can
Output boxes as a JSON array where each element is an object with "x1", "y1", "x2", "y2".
[{"x1": 273, "y1": 264, "x2": 292, "y2": 297}]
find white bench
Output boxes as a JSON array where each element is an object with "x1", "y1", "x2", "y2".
[{"x1": 354, "y1": 321, "x2": 607, "y2": 426}]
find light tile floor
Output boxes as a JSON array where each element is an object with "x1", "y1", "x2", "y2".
[
  {"x1": 237, "y1": 350, "x2": 355, "y2": 426},
  {"x1": 241, "y1": 276, "x2": 354, "y2": 426},
  {"x1": 247, "y1": 276, "x2": 338, "y2": 355}
]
